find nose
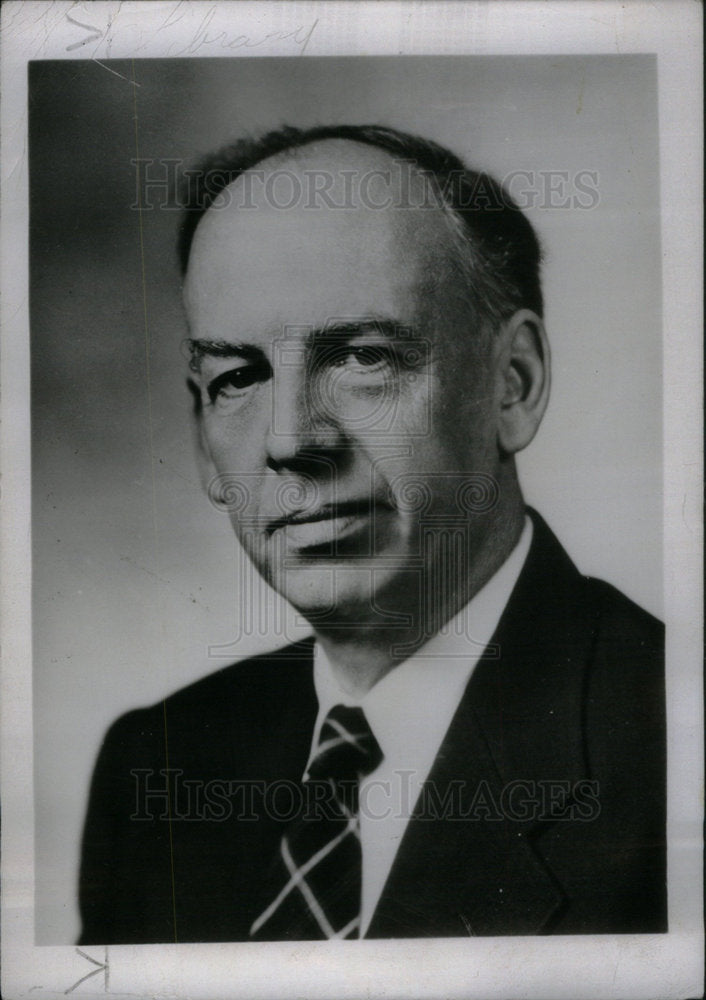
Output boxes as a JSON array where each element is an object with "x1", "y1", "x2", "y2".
[{"x1": 265, "y1": 357, "x2": 347, "y2": 473}]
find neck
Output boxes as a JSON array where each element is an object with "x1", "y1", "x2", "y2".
[{"x1": 314, "y1": 483, "x2": 526, "y2": 698}]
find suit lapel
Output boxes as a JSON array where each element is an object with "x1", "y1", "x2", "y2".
[
  {"x1": 365, "y1": 698, "x2": 567, "y2": 937},
  {"x1": 367, "y1": 511, "x2": 599, "y2": 938}
]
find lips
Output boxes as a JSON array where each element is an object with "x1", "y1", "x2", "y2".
[
  {"x1": 265, "y1": 499, "x2": 390, "y2": 550},
  {"x1": 266, "y1": 499, "x2": 374, "y2": 533}
]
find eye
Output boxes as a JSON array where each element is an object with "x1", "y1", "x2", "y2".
[
  {"x1": 206, "y1": 361, "x2": 271, "y2": 404},
  {"x1": 323, "y1": 343, "x2": 395, "y2": 373},
  {"x1": 347, "y1": 345, "x2": 390, "y2": 368}
]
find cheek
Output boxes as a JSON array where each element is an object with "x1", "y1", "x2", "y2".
[
  {"x1": 202, "y1": 402, "x2": 267, "y2": 471},
  {"x1": 229, "y1": 512, "x2": 262, "y2": 549},
  {"x1": 432, "y1": 365, "x2": 496, "y2": 455},
  {"x1": 201, "y1": 420, "x2": 269, "y2": 525},
  {"x1": 356, "y1": 371, "x2": 432, "y2": 440}
]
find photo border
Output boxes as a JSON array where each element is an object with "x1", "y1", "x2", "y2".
[{"x1": 1, "y1": 2, "x2": 702, "y2": 998}]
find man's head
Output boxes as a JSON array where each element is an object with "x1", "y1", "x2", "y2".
[
  {"x1": 180, "y1": 125, "x2": 550, "y2": 640},
  {"x1": 179, "y1": 124, "x2": 544, "y2": 327}
]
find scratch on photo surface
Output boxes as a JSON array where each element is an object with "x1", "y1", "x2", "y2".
[{"x1": 92, "y1": 58, "x2": 140, "y2": 86}]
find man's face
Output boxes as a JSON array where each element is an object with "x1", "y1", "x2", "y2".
[{"x1": 183, "y1": 142, "x2": 504, "y2": 629}]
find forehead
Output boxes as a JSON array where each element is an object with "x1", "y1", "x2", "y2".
[{"x1": 183, "y1": 140, "x2": 459, "y2": 337}]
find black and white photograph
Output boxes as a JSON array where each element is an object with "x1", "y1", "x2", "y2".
[{"x1": 1, "y1": 2, "x2": 702, "y2": 998}]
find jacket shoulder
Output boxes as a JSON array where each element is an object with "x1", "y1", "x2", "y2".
[
  {"x1": 584, "y1": 575, "x2": 663, "y2": 668},
  {"x1": 98, "y1": 637, "x2": 316, "y2": 752},
  {"x1": 585, "y1": 574, "x2": 662, "y2": 630},
  {"x1": 582, "y1": 575, "x2": 665, "y2": 785}
]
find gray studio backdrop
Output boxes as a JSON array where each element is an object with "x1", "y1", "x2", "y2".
[{"x1": 31, "y1": 55, "x2": 661, "y2": 943}]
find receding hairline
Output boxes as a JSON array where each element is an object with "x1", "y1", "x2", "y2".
[
  {"x1": 178, "y1": 122, "x2": 544, "y2": 322},
  {"x1": 185, "y1": 137, "x2": 478, "y2": 329},
  {"x1": 187, "y1": 134, "x2": 456, "y2": 247}
]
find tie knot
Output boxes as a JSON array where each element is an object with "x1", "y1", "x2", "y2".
[{"x1": 307, "y1": 704, "x2": 382, "y2": 784}]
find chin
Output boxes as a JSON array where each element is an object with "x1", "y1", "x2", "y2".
[{"x1": 272, "y1": 562, "x2": 416, "y2": 631}]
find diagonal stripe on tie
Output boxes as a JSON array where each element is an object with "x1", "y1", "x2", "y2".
[
  {"x1": 250, "y1": 813, "x2": 359, "y2": 937},
  {"x1": 250, "y1": 704, "x2": 383, "y2": 941}
]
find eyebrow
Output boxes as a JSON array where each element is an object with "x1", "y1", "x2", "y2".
[
  {"x1": 310, "y1": 319, "x2": 412, "y2": 341},
  {"x1": 186, "y1": 339, "x2": 266, "y2": 373},
  {"x1": 187, "y1": 319, "x2": 417, "y2": 372}
]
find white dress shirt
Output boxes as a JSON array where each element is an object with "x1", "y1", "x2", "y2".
[{"x1": 305, "y1": 515, "x2": 533, "y2": 936}]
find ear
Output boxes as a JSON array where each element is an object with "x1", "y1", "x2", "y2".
[
  {"x1": 187, "y1": 377, "x2": 219, "y2": 494},
  {"x1": 495, "y1": 309, "x2": 551, "y2": 455}
]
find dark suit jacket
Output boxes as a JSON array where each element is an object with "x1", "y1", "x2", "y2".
[{"x1": 78, "y1": 511, "x2": 666, "y2": 943}]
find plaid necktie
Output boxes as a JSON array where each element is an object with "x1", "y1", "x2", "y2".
[{"x1": 250, "y1": 704, "x2": 383, "y2": 941}]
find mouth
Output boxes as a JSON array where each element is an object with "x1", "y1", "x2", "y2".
[{"x1": 266, "y1": 499, "x2": 390, "y2": 551}]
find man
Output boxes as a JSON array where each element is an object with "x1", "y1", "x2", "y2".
[{"x1": 78, "y1": 124, "x2": 666, "y2": 943}]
